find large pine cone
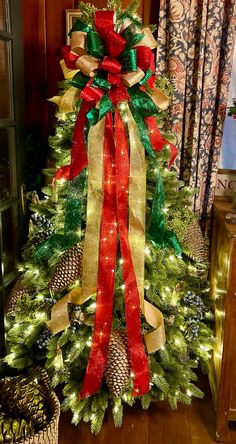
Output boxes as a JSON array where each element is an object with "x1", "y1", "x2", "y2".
[
  {"x1": 5, "y1": 276, "x2": 29, "y2": 315},
  {"x1": 49, "y1": 244, "x2": 83, "y2": 293},
  {"x1": 183, "y1": 219, "x2": 208, "y2": 262},
  {"x1": 0, "y1": 415, "x2": 34, "y2": 443},
  {"x1": 105, "y1": 330, "x2": 130, "y2": 397},
  {"x1": 0, "y1": 376, "x2": 48, "y2": 430}
]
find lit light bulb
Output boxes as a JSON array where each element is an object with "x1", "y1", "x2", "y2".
[{"x1": 187, "y1": 389, "x2": 192, "y2": 396}]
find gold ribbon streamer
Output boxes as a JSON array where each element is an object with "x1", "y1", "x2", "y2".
[
  {"x1": 82, "y1": 117, "x2": 106, "y2": 301},
  {"x1": 126, "y1": 106, "x2": 146, "y2": 309},
  {"x1": 47, "y1": 288, "x2": 93, "y2": 335},
  {"x1": 126, "y1": 106, "x2": 166, "y2": 353},
  {"x1": 70, "y1": 31, "x2": 87, "y2": 56},
  {"x1": 75, "y1": 54, "x2": 100, "y2": 77},
  {"x1": 121, "y1": 67, "x2": 145, "y2": 87},
  {"x1": 48, "y1": 86, "x2": 80, "y2": 113},
  {"x1": 60, "y1": 59, "x2": 80, "y2": 80}
]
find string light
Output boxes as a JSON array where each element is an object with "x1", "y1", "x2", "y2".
[
  {"x1": 169, "y1": 255, "x2": 175, "y2": 261},
  {"x1": 35, "y1": 312, "x2": 47, "y2": 321},
  {"x1": 187, "y1": 389, "x2": 192, "y2": 396}
]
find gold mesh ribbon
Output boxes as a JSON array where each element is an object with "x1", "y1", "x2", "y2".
[
  {"x1": 75, "y1": 55, "x2": 100, "y2": 77},
  {"x1": 135, "y1": 27, "x2": 158, "y2": 49},
  {"x1": 47, "y1": 288, "x2": 93, "y2": 334},
  {"x1": 82, "y1": 117, "x2": 106, "y2": 301},
  {"x1": 121, "y1": 68, "x2": 145, "y2": 87},
  {"x1": 150, "y1": 87, "x2": 170, "y2": 111},
  {"x1": 126, "y1": 106, "x2": 146, "y2": 308},
  {"x1": 70, "y1": 31, "x2": 87, "y2": 56},
  {"x1": 60, "y1": 59, "x2": 80, "y2": 79},
  {"x1": 126, "y1": 106, "x2": 165, "y2": 353},
  {"x1": 48, "y1": 87, "x2": 80, "y2": 113}
]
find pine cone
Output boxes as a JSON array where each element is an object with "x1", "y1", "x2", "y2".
[
  {"x1": 0, "y1": 415, "x2": 34, "y2": 443},
  {"x1": 183, "y1": 219, "x2": 208, "y2": 262},
  {"x1": 0, "y1": 376, "x2": 48, "y2": 430},
  {"x1": 49, "y1": 244, "x2": 83, "y2": 293},
  {"x1": 105, "y1": 330, "x2": 130, "y2": 397},
  {"x1": 5, "y1": 276, "x2": 28, "y2": 315}
]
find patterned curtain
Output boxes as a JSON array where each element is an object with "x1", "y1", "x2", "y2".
[{"x1": 156, "y1": 0, "x2": 236, "y2": 227}]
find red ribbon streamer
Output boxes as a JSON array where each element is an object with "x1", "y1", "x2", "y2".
[
  {"x1": 80, "y1": 112, "x2": 118, "y2": 398},
  {"x1": 115, "y1": 110, "x2": 150, "y2": 396}
]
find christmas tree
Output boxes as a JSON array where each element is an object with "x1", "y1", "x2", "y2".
[{"x1": 4, "y1": 0, "x2": 213, "y2": 434}]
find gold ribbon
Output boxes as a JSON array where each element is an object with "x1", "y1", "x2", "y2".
[
  {"x1": 143, "y1": 300, "x2": 166, "y2": 353},
  {"x1": 75, "y1": 54, "x2": 100, "y2": 77},
  {"x1": 150, "y1": 87, "x2": 170, "y2": 111},
  {"x1": 70, "y1": 31, "x2": 87, "y2": 56},
  {"x1": 60, "y1": 59, "x2": 80, "y2": 80},
  {"x1": 126, "y1": 106, "x2": 165, "y2": 353},
  {"x1": 82, "y1": 117, "x2": 106, "y2": 301},
  {"x1": 48, "y1": 86, "x2": 80, "y2": 113},
  {"x1": 47, "y1": 288, "x2": 93, "y2": 335},
  {"x1": 126, "y1": 106, "x2": 146, "y2": 309},
  {"x1": 121, "y1": 67, "x2": 145, "y2": 87},
  {"x1": 135, "y1": 27, "x2": 158, "y2": 49}
]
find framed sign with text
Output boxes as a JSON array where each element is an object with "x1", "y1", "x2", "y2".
[{"x1": 215, "y1": 169, "x2": 236, "y2": 199}]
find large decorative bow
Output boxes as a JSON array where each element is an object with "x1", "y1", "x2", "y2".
[{"x1": 49, "y1": 10, "x2": 182, "y2": 399}]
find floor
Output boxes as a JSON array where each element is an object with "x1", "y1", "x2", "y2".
[{"x1": 58, "y1": 375, "x2": 236, "y2": 444}]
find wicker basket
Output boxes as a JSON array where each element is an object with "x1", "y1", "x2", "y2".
[{"x1": 2, "y1": 367, "x2": 60, "y2": 444}]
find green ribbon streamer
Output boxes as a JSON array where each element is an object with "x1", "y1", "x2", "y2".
[
  {"x1": 35, "y1": 234, "x2": 78, "y2": 260},
  {"x1": 139, "y1": 69, "x2": 154, "y2": 86},
  {"x1": 86, "y1": 30, "x2": 105, "y2": 59},
  {"x1": 92, "y1": 73, "x2": 111, "y2": 91},
  {"x1": 119, "y1": 49, "x2": 137, "y2": 72},
  {"x1": 87, "y1": 94, "x2": 114, "y2": 126},
  {"x1": 129, "y1": 104, "x2": 182, "y2": 255},
  {"x1": 68, "y1": 19, "x2": 90, "y2": 36},
  {"x1": 129, "y1": 86, "x2": 160, "y2": 117}
]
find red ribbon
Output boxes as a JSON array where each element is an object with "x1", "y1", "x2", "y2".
[
  {"x1": 114, "y1": 110, "x2": 150, "y2": 396},
  {"x1": 80, "y1": 112, "x2": 118, "y2": 398},
  {"x1": 136, "y1": 46, "x2": 152, "y2": 71}
]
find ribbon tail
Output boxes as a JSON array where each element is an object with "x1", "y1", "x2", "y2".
[
  {"x1": 115, "y1": 110, "x2": 149, "y2": 396},
  {"x1": 80, "y1": 112, "x2": 118, "y2": 398}
]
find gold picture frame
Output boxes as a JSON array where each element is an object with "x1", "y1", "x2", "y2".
[{"x1": 65, "y1": 9, "x2": 81, "y2": 44}]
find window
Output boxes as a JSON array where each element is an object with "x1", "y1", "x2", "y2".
[{"x1": 220, "y1": 40, "x2": 236, "y2": 169}]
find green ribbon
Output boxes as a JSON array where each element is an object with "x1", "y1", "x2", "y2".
[
  {"x1": 35, "y1": 234, "x2": 78, "y2": 260},
  {"x1": 129, "y1": 86, "x2": 160, "y2": 117},
  {"x1": 123, "y1": 24, "x2": 144, "y2": 49},
  {"x1": 91, "y1": 73, "x2": 111, "y2": 91},
  {"x1": 139, "y1": 69, "x2": 154, "y2": 86},
  {"x1": 86, "y1": 30, "x2": 105, "y2": 59},
  {"x1": 68, "y1": 19, "x2": 90, "y2": 36},
  {"x1": 69, "y1": 72, "x2": 90, "y2": 90},
  {"x1": 87, "y1": 94, "x2": 114, "y2": 126},
  {"x1": 119, "y1": 49, "x2": 137, "y2": 72},
  {"x1": 129, "y1": 104, "x2": 182, "y2": 256}
]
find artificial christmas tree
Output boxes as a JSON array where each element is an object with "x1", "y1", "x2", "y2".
[{"x1": 4, "y1": 0, "x2": 213, "y2": 434}]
